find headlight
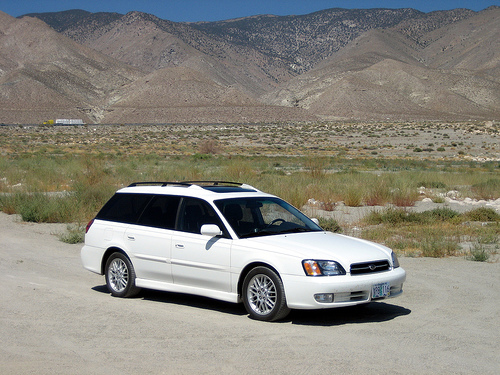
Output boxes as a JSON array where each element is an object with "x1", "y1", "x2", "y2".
[
  {"x1": 302, "y1": 260, "x2": 346, "y2": 276},
  {"x1": 391, "y1": 252, "x2": 400, "y2": 268}
]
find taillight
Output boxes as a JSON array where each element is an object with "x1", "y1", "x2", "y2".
[{"x1": 85, "y1": 219, "x2": 95, "y2": 234}]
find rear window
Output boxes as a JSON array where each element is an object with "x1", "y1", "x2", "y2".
[{"x1": 96, "y1": 193, "x2": 153, "y2": 224}]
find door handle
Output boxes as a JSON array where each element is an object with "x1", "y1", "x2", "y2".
[
  {"x1": 175, "y1": 244, "x2": 184, "y2": 249},
  {"x1": 127, "y1": 235, "x2": 135, "y2": 241}
]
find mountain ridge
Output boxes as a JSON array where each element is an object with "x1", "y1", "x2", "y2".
[{"x1": 0, "y1": 6, "x2": 498, "y2": 124}]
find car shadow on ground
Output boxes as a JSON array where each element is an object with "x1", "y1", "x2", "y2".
[
  {"x1": 92, "y1": 285, "x2": 410, "y2": 325},
  {"x1": 92, "y1": 285, "x2": 247, "y2": 317},
  {"x1": 287, "y1": 302, "x2": 411, "y2": 326}
]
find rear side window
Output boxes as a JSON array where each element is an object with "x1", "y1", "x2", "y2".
[
  {"x1": 137, "y1": 195, "x2": 181, "y2": 229},
  {"x1": 96, "y1": 193, "x2": 152, "y2": 224}
]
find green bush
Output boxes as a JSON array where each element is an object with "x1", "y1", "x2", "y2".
[
  {"x1": 18, "y1": 193, "x2": 74, "y2": 223},
  {"x1": 468, "y1": 243, "x2": 490, "y2": 262},
  {"x1": 426, "y1": 208, "x2": 460, "y2": 221},
  {"x1": 58, "y1": 224, "x2": 85, "y2": 244},
  {"x1": 365, "y1": 207, "x2": 460, "y2": 225},
  {"x1": 462, "y1": 207, "x2": 500, "y2": 222},
  {"x1": 421, "y1": 237, "x2": 460, "y2": 257},
  {"x1": 318, "y1": 217, "x2": 342, "y2": 233},
  {"x1": 365, "y1": 208, "x2": 426, "y2": 225}
]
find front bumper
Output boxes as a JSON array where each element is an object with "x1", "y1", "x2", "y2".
[{"x1": 282, "y1": 267, "x2": 406, "y2": 309}]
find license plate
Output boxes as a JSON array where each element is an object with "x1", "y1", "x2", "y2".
[{"x1": 372, "y1": 282, "x2": 390, "y2": 299}]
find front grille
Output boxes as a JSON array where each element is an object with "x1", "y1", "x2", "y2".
[{"x1": 350, "y1": 260, "x2": 390, "y2": 275}]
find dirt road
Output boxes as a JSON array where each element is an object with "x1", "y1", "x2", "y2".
[{"x1": 1, "y1": 212, "x2": 498, "y2": 374}]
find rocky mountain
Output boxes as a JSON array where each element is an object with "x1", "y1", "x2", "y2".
[
  {"x1": 1, "y1": 6, "x2": 499, "y2": 124},
  {"x1": 0, "y1": 11, "x2": 142, "y2": 124},
  {"x1": 264, "y1": 6, "x2": 500, "y2": 121}
]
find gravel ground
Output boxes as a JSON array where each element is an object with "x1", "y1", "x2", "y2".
[{"x1": 0, "y1": 212, "x2": 499, "y2": 374}]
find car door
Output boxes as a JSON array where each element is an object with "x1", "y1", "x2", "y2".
[
  {"x1": 125, "y1": 195, "x2": 181, "y2": 283},
  {"x1": 171, "y1": 197, "x2": 232, "y2": 292}
]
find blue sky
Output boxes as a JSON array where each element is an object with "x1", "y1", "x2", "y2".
[{"x1": 2, "y1": 0, "x2": 499, "y2": 22}]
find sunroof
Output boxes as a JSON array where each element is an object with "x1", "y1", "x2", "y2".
[{"x1": 203, "y1": 186, "x2": 256, "y2": 193}]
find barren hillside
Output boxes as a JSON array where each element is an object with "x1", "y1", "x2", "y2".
[
  {"x1": 263, "y1": 7, "x2": 500, "y2": 121},
  {"x1": 1, "y1": 6, "x2": 498, "y2": 124},
  {"x1": 0, "y1": 11, "x2": 142, "y2": 124},
  {"x1": 102, "y1": 66, "x2": 315, "y2": 124}
]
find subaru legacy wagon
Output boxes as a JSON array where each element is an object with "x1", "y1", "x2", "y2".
[{"x1": 81, "y1": 181, "x2": 405, "y2": 321}]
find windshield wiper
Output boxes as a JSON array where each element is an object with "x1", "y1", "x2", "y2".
[
  {"x1": 240, "y1": 227, "x2": 314, "y2": 238},
  {"x1": 279, "y1": 227, "x2": 312, "y2": 234}
]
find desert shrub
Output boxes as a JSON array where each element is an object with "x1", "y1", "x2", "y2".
[
  {"x1": 364, "y1": 179, "x2": 392, "y2": 206},
  {"x1": 224, "y1": 160, "x2": 256, "y2": 181},
  {"x1": 475, "y1": 232, "x2": 499, "y2": 245},
  {"x1": 365, "y1": 207, "x2": 459, "y2": 226},
  {"x1": 70, "y1": 156, "x2": 117, "y2": 221},
  {"x1": 390, "y1": 188, "x2": 420, "y2": 207},
  {"x1": 58, "y1": 224, "x2": 85, "y2": 244},
  {"x1": 471, "y1": 179, "x2": 500, "y2": 200},
  {"x1": 421, "y1": 237, "x2": 460, "y2": 257},
  {"x1": 71, "y1": 180, "x2": 116, "y2": 221},
  {"x1": 431, "y1": 196, "x2": 446, "y2": 203},
  {"x1": 317, "y1": 217, "x2": 342, "y2": 233},
  {"x1": 17, "y1": 193, "x2": 74, "y2": 223},
  {"x1": 364, "y1": 208, "x2": 425, "y2": 225},
  {"x1": 467, "y1": 243, "x2": 490, "y2": 262},
  {"x1": 344, "y1": 188, "x2": 363, "y2": 207},
  {"x1": 305, "y1": 157, "x2": 328, "y2": 178},
  {"x1": 425, "y1": 208, "x2": 460, "y2": 222},
  {"x1": 0, "y1": 192, "x2": 25, "y2": 215},
  {"x1": 198, "y1": 139, "x2": 221, "y2": 155},
  {"x1": 461, "y1": 207, "x2": 500, "y2": 222}
]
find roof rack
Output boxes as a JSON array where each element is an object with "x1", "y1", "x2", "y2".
[
  {"x1": 183, "y1": 181, "x2": 243, "y2": 186},
  {"x1": 127, "y1": 181, "x2": 243, "y2": 188},
  {"x1": 127, "y1": 181, "x2": 191, "y2": 187}
]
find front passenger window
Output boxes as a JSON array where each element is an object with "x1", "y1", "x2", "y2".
[{"x1": 178, "y1": 198, "x2": 227, "y2": 236}]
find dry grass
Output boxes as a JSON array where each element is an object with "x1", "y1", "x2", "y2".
[{"x1": 0, "y1": 121, "x2": 498, "y2": 255}]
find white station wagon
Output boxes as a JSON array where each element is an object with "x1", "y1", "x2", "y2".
[{"x1": 81, "y1": 181, "x2": 405, "y2": 321}]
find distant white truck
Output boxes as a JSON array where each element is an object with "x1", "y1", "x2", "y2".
[{"x1": 55, "y1": 119, "x2": 84, "y2": 125}]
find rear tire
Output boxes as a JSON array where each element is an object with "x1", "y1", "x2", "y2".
[
  {"x1": 242, "y1": 267, "x2": 291, "y2": 321},
  {"x1": 105, "y1": 252, "x2": 140, "y2": 298}
]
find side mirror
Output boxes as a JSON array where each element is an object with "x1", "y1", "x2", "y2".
[
  {"x1": 311, "y1": 218, "x2": 320, "y2": 225},
  {"x1": 200, "y1": 224, "x2": 222, "y2": 237}
]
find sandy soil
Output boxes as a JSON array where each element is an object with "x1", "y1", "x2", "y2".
[{"x1": 0, "y1": 212, "x2": 499, "y2": 374}]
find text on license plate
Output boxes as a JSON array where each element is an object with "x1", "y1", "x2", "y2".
[{"x1": 372, "y1": 282, "x2": 390, "y2": 299}]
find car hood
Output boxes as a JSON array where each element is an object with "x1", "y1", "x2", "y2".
[{"x1": 243, "y1": 231, "x2": 392, "y2": 265}]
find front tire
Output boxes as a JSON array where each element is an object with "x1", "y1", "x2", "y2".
[
  {"x1": 242, "y1": 267, "x2": 291, "y2": 321},
  {"x1": 105, "y1": 252, "x2": 140, "y2": 298}
]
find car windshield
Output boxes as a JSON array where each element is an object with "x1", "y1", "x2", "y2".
[{"x1": 215, "y1": 197, "x2": 322, "y2": 238}]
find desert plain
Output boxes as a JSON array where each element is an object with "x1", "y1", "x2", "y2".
[
  {"x1": 1, "y1": 120, "x2": 499, "y2": 373},
  {"x1": 0, "y1": 210, "x2": 499, "y2": 374}
]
